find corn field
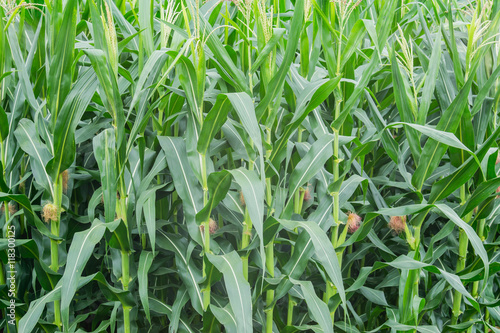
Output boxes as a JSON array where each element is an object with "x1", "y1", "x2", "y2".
[{"x1": 1, "y1": 0, "x2": 500, "y2": 331}]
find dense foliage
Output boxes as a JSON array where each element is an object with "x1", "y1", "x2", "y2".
[{"x1": 1, "y1": 0, "x2": 500, "y2": 332}]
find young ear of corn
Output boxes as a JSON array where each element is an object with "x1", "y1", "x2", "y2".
[{"x1": 2, "y1": 0, "x2": 500, "y2": 332}]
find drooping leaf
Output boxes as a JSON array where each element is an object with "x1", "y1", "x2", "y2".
[
  {"x1": 207, "y1": 251, "x2": 253, "y2": 333},
  {"x1": 61, "y1": 219, "x2": 108, "y2": 327}
]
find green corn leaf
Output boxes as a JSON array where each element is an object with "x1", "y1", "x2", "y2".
[
  {"x1": 157, "y1": 231, "x2": 204, "y2": 314},
  {"x1": 19, "y1": 274, "x2": 98, "y2": 333},
  {"x1": 269, "y1": 77, "x2": 341, "y2": 172},
  {"x1": 198, "y1": 94, "x2": 233, "y2": 155},
  {"x1": 379, "y1": 203, "x2": 489, "y2": 284},
  {"x1": 226, "y1": 93, "x2": 263, "y2": 157},
  {"x1": 88, "y1": 0, "x2": 106, "y2": 51},
  {"x1": 341, "y1": 19, "x2": 366, "y2": 68},
  {"x1": 149, "y1": 297, "x2": 194, "y2": 332},
  {"x1": 176, "y1": 55, "x2": 201, "y2": 123},
  {"x1": 138, "y1": 0, "x2": 154, "y2": 55},
  {"x1": 93, "y1": 128, "x2": 117, "y2": 223},
  {"x1": 196, "y1": 170, "x2": 232, "y2": 224},
  {"x1": 276, "y1": 200, "x2": 333, "y2": 301},
  {"x1": 169, "y1": 286, "x2": 191, "y2": 333},
  {"x1": 84, "y1": 49, "x2": 125, "y2": 148},
  {"x1": 385, "y1": 255, "x2": 479, "y2": 312},
  {"x1": 143, "y1": 194, "x2": 157, "y2": 252},
  {"x1": 47, "y1": 0, "x2": 77, "y2": 123},
  {"x1": 135, "y1": 185, "x2": 161, "y2": 253},
  {"x1": 109, "y1": 0, "x2": 139, "y2": 50},
  {"x1": 412, "y1": 72, "x2": 475, "y2": 190},
  {"x1": 418, "y1": 29, "x2": 442, "y2": 123},
  {"x1": 337, "y1": 174, "x2": 367, "y2": 208},
  {"x1": 88, "y1": 272, "x2": 137, "y2": 306},
  {"x1": 107, "y1": 218, "x2": 131, "y2": 252},
  {"x1": 461, "y1": 176, "x2": 500, "y2": 216},
  {"x1": 199, "y1": 14, "x2": 249, "y2": 94},
  {"x1": 429, "y1": 124, "x2": 500, "y2": 203},
  {"x1": 210, "y1": 304, "x2": 237, "y2": 333},
  {"x1": 230, "y1": 168, "x2": 264, "y2": 246},
  {"x1": 0, "y1": 192, "x2": 59, "y2": 240},
  {"x1": 0, "y1": 105, "x2": 8, "y2": 143},
  {"x1": 14, "y1": 119, "x2": 54, "y2": 197},
  {"x1": 471, "y1": 64, "x2": 500, "y2": 116},
  {"x1": 0, "y1": 161, "x2": 7, "y2": 192},
  {"x1": 128, "y1": 50, "x2": 170, "y2": 117},
  {"x1": 6, "y1": 26, "x2": 40, "y2": 111},
  {"x1": 46, "y1": 69, "x2": 98, "y2": 178},
  {"x1": 358, "y1": 286, "x2": 389, "y2": 307},
  {"x1": 282, "y1": 134, "x2": 334, "y2": 217},
  {"x1": 385, "y1": 122, "x2": 474, "y2": 155},
  {"x1": 278, "y1": 219, "x2": 346, "y2": 305},
  {"x1": 390, "y1": 48, "x2": 421, "y2": 162},
  {"x1": 19, "y1": 285, "x2": 63, "y2": 333},
  {"x1": 255, "y1": 0, "x2": 304, "y2": 120},
  {"x1": 375, "y1": 0, "x2": 398, "y2": 52},
  {"x1": 331, "y1": 52, "x2": 379, "y2": 131},
  {"x1": 207, "y1": 251, "x2": 253, "y2": 333},
  {"x1": 158, "y1": 136, "x2": 204, "y2": 244},
  {"x1": 61, "y1": 219, "x2": 108, "y2": 328},
  {"x1": 138, "y1": 251, "x2": 154, "y2": 323},
  {"x1": 289, "y1": 278, "x2": 333, "y2": 333},
  {"x1": 365, "y1": 93, "x2": 399, "y2": 163},
  {"x1": 435, "y1": 204, "x2": 489, "y2": 283},
  {"x1": 250, "y1": 28, "x2": 286, "y2": 75}
]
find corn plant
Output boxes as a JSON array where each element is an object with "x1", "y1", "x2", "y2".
[{"x1": 1, "y1": 0, "x2": 500, "y2": 332}]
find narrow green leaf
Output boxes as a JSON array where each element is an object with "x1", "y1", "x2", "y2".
[
  {"x1": 250, "y1": 28, "x2": 286, "y2": 75},
  {"x1": 269, "y1": 77, "x2": 341, "y2": 172},
  {"x1": 230, "y1": 168, "x2": 264, "y2": 244},
  {"x1": 139, "y1": 251, "x2": 154, "y2": 323},
  {"x1": 7, "y1": 26, "x2": 40, "y2": 111},
  {"x1": 341, "y1": 19, "x2": 366, "y2": 68},
  {"x1": 358, "y1": 286, "x2": 388, "y2": 307},
  {"x1": 19, "y1": 285, "x2": 62, "y2": 333},
  {"x1": 47, "y1": 69, "x2": 98, "y2": 178},
  {"x1": 278, "y1": 219, "x2": 346, "y2": 304},
  {"x1": 290, "y1": 278, "x2": 333, "y2": 333},
  {"x1": 107, "y1": 219, "x2": 131, "y2": 252},
  {"x1": 283, "y1": 134, "x2": 334, "y2": 216},
  {"x1": 210, "y1": 304, "x2": 237, "y2": 333},
  {"x1": 138, "y1": 0, "x2": 154, "y2": 55},
  {"x1": 157, "y1": 231, "x2": 204, "y2": 314},
  {"x1": 462, "y1": 176, "x2": 500, "y2": 217},
  {"x1": 255, "y1": 0, "x2": 305, "y2": 120},
  {"x1": 435, "y1": 204, "x2": 489, "y2": 282},
  {"x1": 84, "y1": 49, "x2": 125, "y2": 147},
  {"x1": 207, "y1": 251, "x2": 253, "y2": 333},
  {"x1": 0, "y1": 105, "x2": 8, "y2": 142},
  {"x1": 429, "y1": 124, "x2": 500, "y2": 203},
  {"x1": 197, "y1": 170, "x2": 232, "y2": 224},
  {"x1": 390, "y1": 48, "x2": 421, "y2": 161},
  {"x1": 14, "y1": 119, "x2": 54, "y2": 197},
  {"x1": 332, "y1": 52, "x2": 379, "y2": 130},
  {"x1": 412, "y1": 72, "x2": 475, "y2": 190},
  {"x1": 418, "y1": 29, "x2": 442, "y2": 123},
  {"x1": 198, "y1": 95, "x2": 233, "y2": 155},
  {"x1": 386, "y1": 122, "x2": 474, "y2": 154},
  {"x1": 93, "y1": 128, "x2": 117, "y2": 223},
  {"x1": 169, "y1": 286, "x2": 190, "y2": 333},
  {"x1": 48, "y1": 0, "x2": 77, "y2": 123},
  {"x1": 61, "y1": 219, "x2": 107, "y2": 328},
  {"x1": 199, "y1": 16, "x2": 249, "y2": 93},
  {"x1": 158, "y1": 136, "x2": 204, "y2": 244}
]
